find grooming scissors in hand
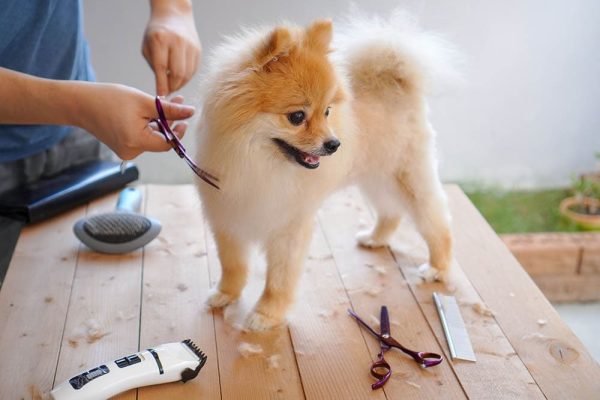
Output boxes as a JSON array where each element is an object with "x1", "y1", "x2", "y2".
[
  {"x1": 348, "y1": 306, "x2": 443, "y2": 390},
  {"x1": 152, "y1": 96, "x2": 220, "y2": 189}
]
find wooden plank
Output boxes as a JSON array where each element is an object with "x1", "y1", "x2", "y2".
[
  {"x1": 379, "y1": 201, "x2": 544, "y2": 398},
  {"x1": 446, "y1": 185, "x2": 600, "y2": 398},
  {"x1": 0, "y1": 204, "x2": 85, "y2": 399},
  {"x1": 532, "y1": 274, "x2": 600, "y2": 303},
  {"x1": 581, "y1": 246, "x2": 600, "y2": 275},
  {"x1": 52, "y1": 189, "x2": 143, "y2": 400},
  {"x1": 318, "y1": 188, "x2": 466, "y2": 399},
  {"x1": 137, "y1": 185, "x2": 220, "y2": 400},
  {"x1": 287, "y1": 219, "x2": 386, "y2": 399},
  {"x1": 501, "y1": 234, "x2": 579, "y2": 276},
  {"x1": 205, "y1": 223, "x2": 305, "y2": 399}
]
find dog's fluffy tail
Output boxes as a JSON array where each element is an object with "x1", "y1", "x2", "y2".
[{"x1": 334, "y1": 9, "x2": 462, "y2": 98}]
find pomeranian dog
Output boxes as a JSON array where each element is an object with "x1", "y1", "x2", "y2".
[{"x1": 195, "y1": 12, "x2": 456, "y2": 331}]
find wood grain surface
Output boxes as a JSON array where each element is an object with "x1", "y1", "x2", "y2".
[{"x1": 1, "y1": 184, "x2": 598, "y2": 400}]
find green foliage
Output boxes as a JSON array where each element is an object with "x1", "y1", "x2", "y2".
[
  {"x1": 570, "y1": 174, "x2": 600, "y2": 200},
  {"x1": 591, "y1": 182, "x2": 600, "y2": 199},
  {"x1": 464, "y1": 187, "x2": 582, "y2": 234},
  {"x1": 463, "y1": 153, "x2": 600, "y2": 233}
]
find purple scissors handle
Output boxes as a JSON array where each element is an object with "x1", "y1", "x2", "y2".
[
  {"x1": 152, "y1": 97, "x2": 220, "y2": 190},
  {"x1": 348, "y1": 306, "x2": 443, "y2": 390},
  {"x1": 370, "y1": 305, "x2": 392, "y2": 389},
  {"x1": 370, "y1": 352, "x2": 392, "y2": 390},
  {"x1": 378, "y1": 306, "x2": 442, "y2": 368}
]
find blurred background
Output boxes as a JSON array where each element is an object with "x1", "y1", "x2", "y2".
[
  {"x1": 83, "y1": 0, "x2": 600, "y2": 361},
  {"x1": 84, "y1": 0, "x2": 600, "y2": 188}
]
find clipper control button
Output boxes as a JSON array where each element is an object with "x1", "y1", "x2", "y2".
[
  {"x1": 115, "y1": 357, "x2": 129, "y2": 368},
  {"x1": 116, "y1": 354, "x2": 141, "y2": 368},
  {"x1": 126, "y1": 355, "x2": 141, "y2": 365},
  {"x1": 86, "y1": 366, "x2": 107, "y2": 380},
  {"x1": 69, "y1": 365, "x2": 109, "y2": 390}
]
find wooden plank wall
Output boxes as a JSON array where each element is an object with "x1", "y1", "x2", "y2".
[{"x1": 502, "y1": 233, "x2": 600, "y2": 302}]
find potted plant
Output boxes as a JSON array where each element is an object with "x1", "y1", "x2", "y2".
[{"x1": 560, "y1": 153, "x2": 600, "y2": 230}]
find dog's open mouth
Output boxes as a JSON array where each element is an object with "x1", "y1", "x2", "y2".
[{"x1": 273, "y1": 138, "x2": 321, "y2": 169}]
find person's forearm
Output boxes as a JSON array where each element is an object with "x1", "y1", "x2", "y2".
[
  {"x1": 149, "y1": 0, "x2": 193, "y2": 17},
  {"x1": 0, "y1": 67, "x2": 89, "y2": 127},
  {"x1": 0, "y1": 66, "x2": 195, "y2": 160}
]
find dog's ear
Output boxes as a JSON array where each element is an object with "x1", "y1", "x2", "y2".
[
  {"x1": 304, "y1": 19, "x2": 332, "y2": 53},
  {"x1": 254, "y1": 27, "x2": 293, "y2": 70}
]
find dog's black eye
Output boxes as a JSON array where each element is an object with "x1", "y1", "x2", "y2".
[
  {"x1": 325, "y1": 107, "x2": 331, "y2": 117},
  {"x1": 288, "y1": 111, "x2": 305, "y2": 126}
]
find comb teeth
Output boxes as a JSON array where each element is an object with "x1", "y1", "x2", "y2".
[{"x1": 182, "y1": 339, "x2": 207, "y2": 366}]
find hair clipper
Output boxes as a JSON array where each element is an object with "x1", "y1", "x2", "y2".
[{"x1": 50, "y1": 339, "x2": 207, "y2": 400}]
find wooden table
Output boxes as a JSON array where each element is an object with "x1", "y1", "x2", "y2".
[{"x1": 1, "y1": 185, "x2": 599, "y2": 399}]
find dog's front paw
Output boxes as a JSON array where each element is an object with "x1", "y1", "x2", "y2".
[
  {"x1": 356, "y1": 230, "x2": 389, "y2": 248},
  {"x1": 418, "y1": 263, "x2": 446, "y2": 283},
  {"x1": 244, "y1": 310, "x2": 284, "y2": 332},
  {"x1": 206, "y1": 289, "x2": 236, "y2": 308}
]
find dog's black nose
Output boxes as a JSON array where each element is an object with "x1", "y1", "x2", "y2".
[{"x1": 323, "y1": 139, "x2": 340, "y2": 154}]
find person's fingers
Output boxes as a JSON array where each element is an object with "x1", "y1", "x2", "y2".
[
  {"x1": 181, "y1": 49, "x2": 197, "y2": 86},
  {"x1": 144, "y1": 126, "x2": 175, "y2": 152},
  {"x1": 168, "y1": 46, "x2": 186, "y2": 93},
  {"x1": 142, "y1": 43, "x2": 151, "y2": 66},
  {"x1": 160, "y1": 99, "x2": 195, "y2": 121},
  {"x1": 164, "y1": 96, "x2": 185, "y2": 125},
  {"x1": 150, "y1": 44, "x2": 170, "y2": 96},
  {"x1": 184, "y1": 48, "x2": 197, "y2": 89},
  {"x1": 172, "y1": 121, "x2": 188, "y2": 139},
  {"x1": 138, "y1": 127, "x2": 186, "y2": 156},
  {"x1": 170, "y1": 95, "x2": 184, "y2": 105}
]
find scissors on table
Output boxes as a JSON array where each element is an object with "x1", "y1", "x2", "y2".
[
  {"x1": 152, "y1": 96, "x2": 220, "y2": 190},
  {"x1": 348, "y1": 306, "x2": 443, "y2": 390}
]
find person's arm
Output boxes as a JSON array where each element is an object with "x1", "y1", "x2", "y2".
[
  {"x1": 0, "y1": 67, "x2": 195, "y2": 160},
  {"x1": 142, "y1": 0, "x2": 201, "y2": 96}
]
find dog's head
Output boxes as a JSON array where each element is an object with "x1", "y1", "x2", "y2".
[{"x1": 208, "y1": 20, "x2": 346, "y2": 170}]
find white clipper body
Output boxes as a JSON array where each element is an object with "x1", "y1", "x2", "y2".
[{"x1": 51, "y1": 339, "x2": 207, "y2": 400}]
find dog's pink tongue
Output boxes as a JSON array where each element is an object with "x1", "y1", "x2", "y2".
[{"x1": 304, "y1": 154, "x2": 320, "y2": 165}]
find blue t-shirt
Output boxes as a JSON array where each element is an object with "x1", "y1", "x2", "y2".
[{"x1": 0, "y1": 0, "x2": 95, "y2": 163}]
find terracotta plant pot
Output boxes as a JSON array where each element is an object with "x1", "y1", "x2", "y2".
[{"x1": 559, "y1": 196, "x2": 600, "y2": 230}]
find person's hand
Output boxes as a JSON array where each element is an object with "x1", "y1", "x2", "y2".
[
  {"x1": 73, "y1": 82, "x2": 195, "y2": 160},
  {"x1": 142, "y1": 0, "x2": 201, "y2": 96}
]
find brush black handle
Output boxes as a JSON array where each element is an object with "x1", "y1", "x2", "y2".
[
  {"x1": 116, "y1": 187, "x2": 142, "y2": 213},
  {"x1": 0, "y1": 161, "x2": 139, "y2": 223}
]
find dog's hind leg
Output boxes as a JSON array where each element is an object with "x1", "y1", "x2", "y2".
[
  {"x1": 206, "y1": 231, "x2": 250, "y2": 308},
  {"x1": 356, "y1": 214, "x2": 401, "y2": 248},
  {"x1": 395, "y1": 150, "x2": 452, "y2": 282},
  {"x1": 356, "y1": 176, "x2": 405, "y2": 248},
  {"x1": 244, "y1": 218, "x2": 314, "y2": 331}
]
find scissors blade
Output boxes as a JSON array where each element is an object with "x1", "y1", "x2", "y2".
[
  {"x1": 153, "y1": 97, "x2": 221, "y2": 190},
  {"x1": 155, "y1": 96, "x2": 168, "y2": 122},
  {"x1": 379, "y1": 306, "x2": 391, "y2": 337},
  {"x1": 348, "y1": 309, "x2": 381, "y2": 340},
  {"x1": 379, "y1": 306, "x2": 392, "y2": 352}
]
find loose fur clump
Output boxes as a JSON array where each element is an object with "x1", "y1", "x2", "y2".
[{"x1": 196, "y1": 11, "x2": 456, "y2": 331}]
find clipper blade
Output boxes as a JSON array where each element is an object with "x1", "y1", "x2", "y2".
[{"x1": 181, "y1": 339, "x2": 208, "y2": 382}]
